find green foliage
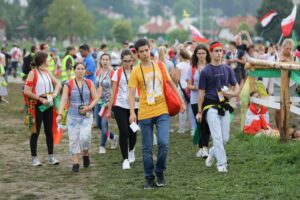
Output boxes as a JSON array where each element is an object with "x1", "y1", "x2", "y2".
[
  {"x1": 44, "y1": 0, "x2": 94, "y2": 40},
  {"x1": 256, "y1": 0, "x2": 297, "y2": 42},
  {"x1": 0, "y1": 0, "x2": 26, "y2": 39},
  {"x1": 26, "y1": 0, "x2": 53, "y2": 39},
  {"x1": 94, "y1": 15, "x2": 114, "y2": 40},
  {"x1": 168, "y1": 29, "x2": 189, "y2": 43},
  {"x1": 237, "y1": 22, "x2": 253, "y2": 35},
  {"x1": 111, "y1": 20, "x2": 133, "y2": 43}
]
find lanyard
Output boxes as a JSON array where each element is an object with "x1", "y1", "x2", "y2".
[
  {"x1": 38, "y1": 69, "x2": 52, "y2": 94},
  {"x1": 140, "y1": 62, "x2": 155, "y2": 90},
  {"x1": 123, "y1": 66, "x2": 131, "y2": 85},
  {"x1": 98, "y1": 69, "x2": 109, "y2": 86},
  {"x1": 75, "y1": 79, "x2": 84, "y2": 104}
]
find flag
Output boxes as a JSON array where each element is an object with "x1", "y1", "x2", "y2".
[
  {"x1": 190, "y1": 25, "x2": 209, "y2": 43},
  {"x1": 259, "y1": 10, "x2": 277, "y2": 28},
  {"x1": 281, "y1": 5, "x2": 297, "y2": 37}
]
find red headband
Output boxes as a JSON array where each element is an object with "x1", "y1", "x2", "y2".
[{"x1": 209, "y1": 42, "x2": 224, "y2": 52}]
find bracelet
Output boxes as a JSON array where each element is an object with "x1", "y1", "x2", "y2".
[{"x1": 198, "y1": 111, "x2": 202, "y2": 114}]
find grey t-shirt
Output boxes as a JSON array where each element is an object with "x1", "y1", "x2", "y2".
[{"x1": 187, "y1": 67, "x2": 201, "y2": 104}]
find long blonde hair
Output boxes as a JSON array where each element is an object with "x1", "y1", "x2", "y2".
[{"x1": 158, "y1": 46, "x2": 167, "y2": 62}]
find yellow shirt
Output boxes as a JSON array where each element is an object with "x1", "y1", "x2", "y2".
[{"x1": 129, "y1": 61, "x2": 170, "y2": 120}]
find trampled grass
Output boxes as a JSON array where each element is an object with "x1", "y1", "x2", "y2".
[{"x1": 0, "y1": 83, "x2": 299, "y2": 200}]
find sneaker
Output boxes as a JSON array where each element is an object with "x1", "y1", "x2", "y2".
[
  {"x1": 72, "y1": 164, "x2": 80, "y2": 173},
  {"x1": 48, "y1": 155, "x2": 59, "y2": 165},
  {"x1": 144, "y1": 177, "x2": 156, "y2": 189},
  {"x1": 156, "y1": 172, "x2": 166, "y2": 187},
  {"x1": 128, "y1": 148, "x2": 135, "y2": 163},
  {"x1": 110, "y1": 135, "x2": 119, "y2": 149},
  {"x1": 217, "y1": 165, "x2": 228, "y2": 173},
  {"x1": 205, "y1": 154, "x2": 215, "y2": 167},
  {"x1": 122, "y1": 159, "x2": 130, "y2": 170},
  {"x1": 196, "y1": 148, "x2": 203, "y2": 158},
  {"x1": 83, "y1": 155, "x2": 90, "y2": 168},
  {"x1": 202, "y1": 148, "x2": 209, "y2": 158},
  {"x1": 32, "y1": 156, "x2": 42, "y2": 167},
  {"x1": 99, "y1": 146, "x2": 106, "y2": 154}
]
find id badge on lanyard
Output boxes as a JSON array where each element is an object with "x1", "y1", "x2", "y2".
[
  {"x1": 217, "y1": 89, "x2": 225, "y2": 102},
  {"x1": 147, "y1": 93, "x2": 155, "y2": 105},
  {"x1": 46, "y1": 94, "x2": 54, "y2": 105},
  {"x1": 140, "y1": 63, "x2": 156, "y2": 105}
]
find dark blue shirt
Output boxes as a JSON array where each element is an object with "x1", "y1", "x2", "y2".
[
  {"x1": 199, "y1": 64, "x2": 237, "y2": 101},
  {"x1": 84, "y1": 54, "x2": 96, "y2": 83}
]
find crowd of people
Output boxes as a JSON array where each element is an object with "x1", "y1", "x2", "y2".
[{"x1": 2, "y1": 30, "x2": 300, "y2": 189}]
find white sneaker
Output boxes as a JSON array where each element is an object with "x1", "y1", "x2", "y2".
[
  {"x1": 205, "y1": 154, "x2": 215, "y2": 167},
  {"x1": 196, "y1": 149, "x2": 203, "y2": 158},
  {"x1": 110, "y1": 135, "x2": 119, "y2": 149},
  {"x1": 202, "y1": 148, "x2": 209, "y2": 158},
  {"x1": 122, "y1": 159, "x2": 131, "y2": 170},
  {"x1": 128, "y1": 149, "x2": 135, "y2": 163},
  {"x1": 32, "y1": 156, "x2": 42, "y2": 167},
  {"x1": 217, "y1": 165, "x2": 228, "y2": 173},
  {"x1": 48, "y1": 155, "x2": 59, "y2": 165},
  {"x1": 99, "y1": 146, "x2": 106, "y2": 154}
]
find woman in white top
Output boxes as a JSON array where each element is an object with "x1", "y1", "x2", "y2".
[
  {"x1": 187, "y1": 44, "x2": 211, "y2": 158},
  {"x1": 176, "y1": 48, "x2": 196, "y2": 134},
  {"x1": 24, "y1": 51, "x2": 61, "y2": 167},
  {"x1": 107, "y1": 49, "x2": 139, "y2": 170}
]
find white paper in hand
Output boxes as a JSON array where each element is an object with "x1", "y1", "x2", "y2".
[{"x1": 130, "y1": 122, "x2": 140, "y2": 132}]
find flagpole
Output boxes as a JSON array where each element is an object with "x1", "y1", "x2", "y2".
[
  {"x1": 260, "y1": 28, "x2": 266, "y2": 37},
  {"x1": 277, "y1": 34, "x2": 284, "y2": 45}
]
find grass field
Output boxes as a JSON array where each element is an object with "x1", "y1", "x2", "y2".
[{"x1": 0, "y1": 83, "x2": 300, "y2": 200}]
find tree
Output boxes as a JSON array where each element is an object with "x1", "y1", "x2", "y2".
[
  {"x1": 111, "y1": 20, "x2": 133, "y2": 43},
  {"x1": 0, "y1": 0, "x2": 26, "y2": 39},
  {"x1": 44, "y1": 0, "x2": 94, "y2": 42},
  {"x1": 26, "y1": 0, "x2": 53, "y2": 39},
  {"x1": 168, "y1": 29, "x2": 189, "y2": 43},
  {"x1": 256, "y1": 0, "x2": 298, "y2": 42}
]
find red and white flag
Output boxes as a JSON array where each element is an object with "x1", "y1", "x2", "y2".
[
  {"x1": 281, "y1": 5, "x2": 297, "y2": 37},
  {"x1": 190, "y1": 25, "x2": 209, "y2": 43},
  {"x1": 259, "y1": 10, "x2": 277, "y2": 28}
]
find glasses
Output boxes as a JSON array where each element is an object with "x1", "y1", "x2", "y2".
[
  {"x1": 213, "y1": 49, "x2": 223, "y2": 53},
  {"x1": 123, "y1": 60, "x2": 132, "y2": 63}
]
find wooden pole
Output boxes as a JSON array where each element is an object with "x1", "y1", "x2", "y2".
[{"x1": 280, "y1": 70, "x2": 290, "y2": 142}]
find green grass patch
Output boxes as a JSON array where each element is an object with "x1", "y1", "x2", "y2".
[{"x1": 0, "y1": 83, "x2": 299, "y2": 200}]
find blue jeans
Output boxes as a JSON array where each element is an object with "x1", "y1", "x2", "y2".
[
  {"x1": 139, "y1": 114, "x2": 170, "y2": 178},
  {"x1": 95, "y1": 104, "x2": 114, "y2": 147}
]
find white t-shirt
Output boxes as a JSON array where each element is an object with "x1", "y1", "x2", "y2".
[
  {"x1": 10, "y1": 47, "x2": 22, "y2": 62},
  {"x1": 176, "y1": 61, "x2": 191, "y2": 89},
  {"x1": 112, "y1": 68, "x2": 139, "y2": 109}
]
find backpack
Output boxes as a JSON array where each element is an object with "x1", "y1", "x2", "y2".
[{"x1": 22, "y1": 54, "x2": 33, "y2": 75}]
